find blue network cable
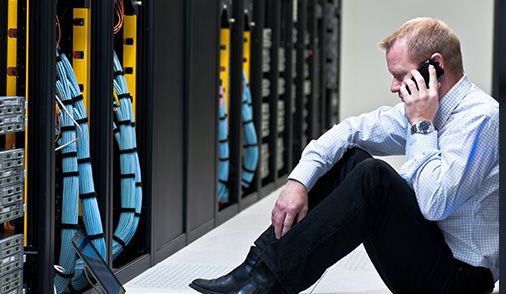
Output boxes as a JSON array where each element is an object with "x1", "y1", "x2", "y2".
[
  {"x1": 241, "y1": 72, "x2": 259, "y2": 190},
  {"x1": 111, "y1": 51, "x2": 142, "y2": 259},
  {"x1": 57, "y1": 52, "x2": 107, "y2": 293},
  {"x1": 53, "y1": 51, "x2": 80, "y2": 293},
  {"x1": 217, "y1": 85, "x2": 229, "y2": 204}
]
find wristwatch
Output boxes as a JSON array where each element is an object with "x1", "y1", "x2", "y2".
[{"x1": 410, "y1": 120, "x2": 435, "y2": 135}]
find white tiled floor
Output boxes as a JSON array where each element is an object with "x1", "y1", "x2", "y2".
[{"x1": 125, "y1": 187, "x2": 390, "y2": 294}]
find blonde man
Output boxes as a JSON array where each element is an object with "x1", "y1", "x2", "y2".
[{"x1": 191, "y1": 17, "x2": 498, "y2": 294}]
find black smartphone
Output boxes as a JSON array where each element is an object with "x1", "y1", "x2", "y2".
[{"x1": 406, "y1": 59, "x2": 444, "y2": 94}]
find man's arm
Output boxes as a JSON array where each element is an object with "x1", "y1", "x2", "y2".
[
  {"x1": 272, "y1": 103, "x2": 408, "y2": 239},
  {"x1": 400, "y1": 110, "x2": 498, "y2": 220}
]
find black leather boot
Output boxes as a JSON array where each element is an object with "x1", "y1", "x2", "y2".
[{"x1": 189, "y1": 246, "x2": 278, "y2": 294}]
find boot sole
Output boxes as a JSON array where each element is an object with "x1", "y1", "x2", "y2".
[{"x1": 188, "y1": 282, "x2": 226, "y2": 294}]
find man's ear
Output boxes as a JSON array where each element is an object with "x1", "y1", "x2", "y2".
[{"x1": 430, "y1": 53, "x2": 444, "y2": 69}]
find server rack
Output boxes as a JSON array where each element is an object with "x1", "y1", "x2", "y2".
[
  {"x1": 250, "y1": 0, "x2": 265, "y2": 199},
  {"x1": 24, "y1": 0, "x2": 56, "y2": 293},
  {"x1": 239, "y1": 0, "x2": 261, "y2": 210},
  {"x1": 277, "y1": 0, "x2": 296, "y2": 183},
  {"x1": 186, "y1": 0, "x2": 220, "y2": 241},
  {"x1": 6, "y1": 0, "x2": 342, "y2": 291}
]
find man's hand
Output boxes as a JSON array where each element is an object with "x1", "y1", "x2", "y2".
[
  {"x1": 271, "y1": 179, "x2": 309, "y2": 239},
  {"x1": 400, "y1": 64, "x2": 440, "y2": 124}
]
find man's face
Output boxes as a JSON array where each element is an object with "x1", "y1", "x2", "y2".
[{"x1": 385, "y1": 39, "x2": 419, "y2": 100}]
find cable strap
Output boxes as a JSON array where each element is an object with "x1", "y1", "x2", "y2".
[
  {"x1": 119, "y1": 148, "x2": 137, "y2": 155},
  {"x1": 80, "y1": 192, "x2": 97, "y2": 200},
  {"x1": 61, "y1": 99, "x2": 74, "y2": 106},
  {"x1": 87, "y1": 233, "x2": 104, "y2": 240},
  {"x1": 135, "y1": 182, "x2": 142, "y2": 187},
  {"x1": 62, "y1": 171, "x2": 79, "y2": 178},
  {"x1": 219, "y1": 157, "x2": 229, "y2": 162},
  {"x1": 243, "y1": 143, "x2": 258, "y2": 148},
  {"x1": 220, "y1": 114, "x2": 228, "y2": 121},
  {"x1": 61, "y1": 151, "x2": 78, "y2": 159},
  {"x1": 60, "y1": 125, "x2": 76, "y2": 132},
  {"x1": 242, "y1": 166, "x2": 256, "y2": 173},
  {"x1": 77, "y1": 157, "x2": 91, "y2": 164},
  {"x1": 134, "y1": 212, "x2": 141, "y2": 218},
  {"x1": 117, "y1": 119, "x2": 132, "y2": 126},
  {"x1": 120, "y1": 208, "x2": 136, "y2": 213},
  {"x1": 113, "y1": 235, "x2": 127, "y2": 248},
  {"x1": 219, "y1": 138, "x2": 228, "y2": 144},
  {"x1": 72, "y1": 94, "x2": 84, "y2": 104},
  {"x1": 55, "y1": 270, "x2": 75, "y2": 279},
  {"x1": 76, "y1": 117, "x2": 88, "y2": 124},
  {"x1": 117, "y1": 93, "x2": 132, "y2": 100},
  {"x1": 243, "y1": 119, "x2": 254, "y2": 125},
  {"x1": 120, "y1": 173, "x2": 136, "y2": 179},
  {"x1": 219, "y1": 179, "x2": 228, "y2": 185},
  {"x1": 60, "y1": 223, "x2": 79, "y2": 230},
  {"x1": 113, "y1": 128, "x2": 120, "y2": 135},
  {"x1": 113, "y1": 70, "x2": 124, "y2": 77}
]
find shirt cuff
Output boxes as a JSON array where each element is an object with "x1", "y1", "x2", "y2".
[
  {"x1": 405, "y1": 130, "x2": 438, "y2": 161},
  {"x1": 288, "y1": 160, "x2": 321, "y2": 191}
]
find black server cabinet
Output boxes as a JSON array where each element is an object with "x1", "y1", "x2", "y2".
[
  {"x1": 186, "y1": 0, "x2": 220, "y2": 241},
  {"x1": 250, "y1": 0, "x2": 265, "y2": 197},
  {"x1": 306, "y1": 0, "x2": 320, "y2": 140},
  {"x1": 150, "y1": 0, "x2": 186, "y2": 263},
  {"x1": 25, "y1": 0, "x2": 56, "y2": 293},
  {"x1": 277, "y1": 0, "x2": 296, "y2": 183},
  {"x1": 293, "y1": 0, "x2": 307, "y2": 166},
  {"x1": 240, "y1": 0, "x2": 261, "y2": 210},
  {"x1": 259, "y1": 0, "x2": 281, "y2": 196},
  {"x1": 89, "y1": 0, "x2": 115, "y2": 267}
]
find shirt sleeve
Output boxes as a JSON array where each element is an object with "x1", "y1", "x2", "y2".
[
  {"x1": 400, "y1": 109, "x2": 498, "y2": 221},
  {"x1": 289, "y1": 103, "x2": 407, "y2": 191}
]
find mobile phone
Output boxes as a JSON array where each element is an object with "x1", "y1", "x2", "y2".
[{"x1": 406, "y1": 59, "x2": 444, "y2": 94}]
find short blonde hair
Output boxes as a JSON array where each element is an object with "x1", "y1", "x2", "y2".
[{"x1": 378, "y1": 17, "x2": 463, "y2": 74}]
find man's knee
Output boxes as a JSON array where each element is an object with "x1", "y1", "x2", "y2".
[
  {"x1": 344, "y1": 147, "x2": 372, "y2": 163},
  {"x1": 357, "y1": 157, "x2": 394, "y2": 172}
]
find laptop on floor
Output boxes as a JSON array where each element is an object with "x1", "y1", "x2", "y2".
[{"x1": 71, "y1": 230, "x2": 126, "y2": 294}]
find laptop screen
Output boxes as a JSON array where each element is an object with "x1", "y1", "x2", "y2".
[{"x1": 71, "y1": 231, "x2": 126, "y2": 294}]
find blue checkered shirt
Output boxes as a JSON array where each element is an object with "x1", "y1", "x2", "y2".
[{"x1": 289, "y1": 75, "x2": 499, "y2": 281}]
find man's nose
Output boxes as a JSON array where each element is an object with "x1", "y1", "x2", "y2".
[{"x1": 390, "y1": 79, "x2": 401, "y2": 93}]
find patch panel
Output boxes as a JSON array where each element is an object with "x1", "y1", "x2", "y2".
[
  {"x1": 0, "y1": 97, "x2": 26, "y2": 135},
  {"x1": 0, "y1": 250, "x2": 23, "y2": 277},
  {"x1": 0, "y1": 202, "x2": 23, "y2": 225},
  {"x1": 0, "y1": 235, "x2": 23, "y2": 260},
  {"x1": 0, "y1": 269, "x2": 22, "y2": 294}
]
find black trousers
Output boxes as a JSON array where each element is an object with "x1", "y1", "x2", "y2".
[{"x1": 255, "y1": 148, "x2": 494, "y2": 294}]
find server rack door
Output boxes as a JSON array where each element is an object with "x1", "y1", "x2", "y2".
[
  {"x1": 151, "y1": 0, "x2": 186, "y2": 263},
  {"x1": 186, "y1": 0, "x2": 220, "y2": 242}
]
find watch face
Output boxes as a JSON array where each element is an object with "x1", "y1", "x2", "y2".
[{"x1": 419, "y1": 121, "x2": 430, "y2": 132}]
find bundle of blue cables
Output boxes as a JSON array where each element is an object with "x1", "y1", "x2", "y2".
[
  {"x1": 217, "y1": 85, "x2": 229, "y2": 204},
  {"x1": 241, "y1": 72, "x2": 259, "y2": 190},
  {"x1": 54, "y1": 52, "x2": 107, "y2": 293},
  {"x1": 54, "y1": 50, "x2": 80, "y2": 293},
  {"x1": 54, "y1": 51, "x2": 143, "y2": 292},
  {"x1": 111, "y1": 51, "x2": 143, "y2": 259},
  {"x1": 217, "y1": 73, "x2": 259, "y2": 204}
]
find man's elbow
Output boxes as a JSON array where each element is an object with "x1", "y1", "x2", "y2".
[{"x1": 419, "y1": 203, "x2": 449, "y2": 221}]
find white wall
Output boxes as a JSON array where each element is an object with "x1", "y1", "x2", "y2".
[{"x1": 339, "y1": 0, "x2": 495, "y2": 120}]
